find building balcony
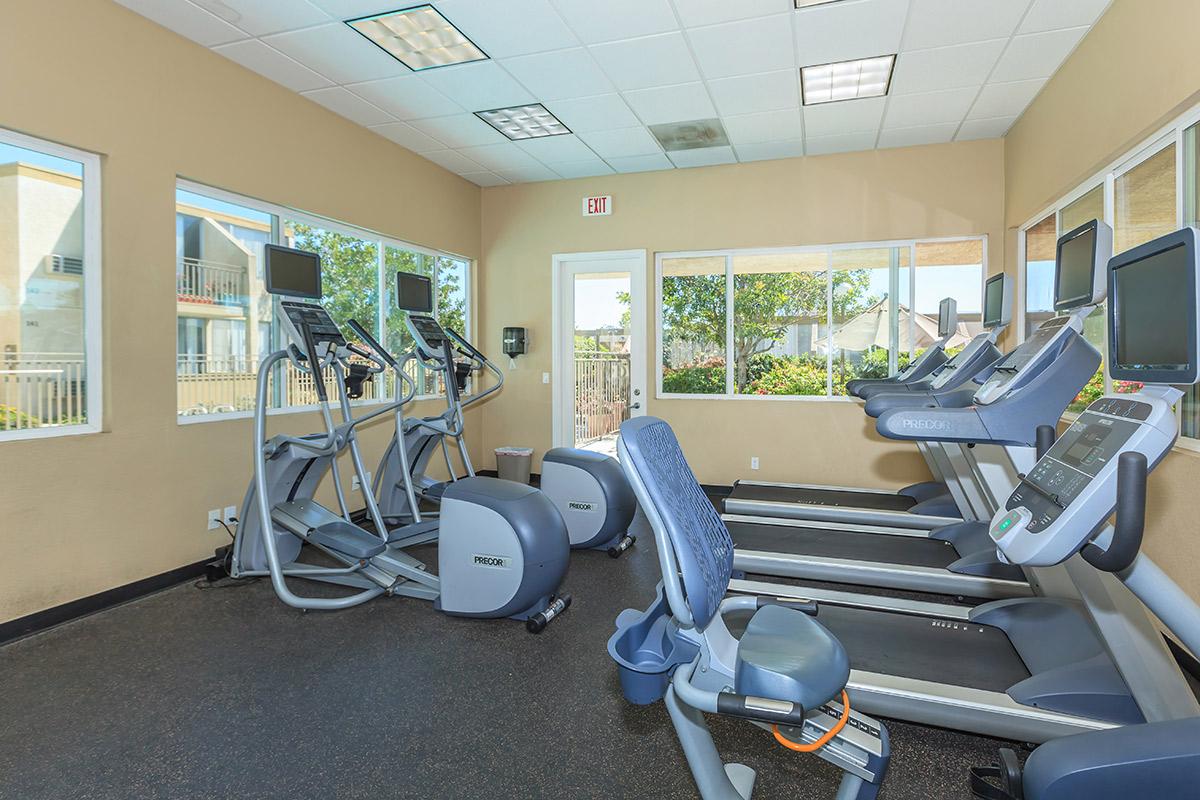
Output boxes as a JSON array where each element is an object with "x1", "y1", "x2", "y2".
[{"x1": 177, "y1": 258, "x2": 248, "y2": 308}]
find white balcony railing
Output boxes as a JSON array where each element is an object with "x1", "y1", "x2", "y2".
[
  {"x1": 177, "y1": 257, "x2": 247, "y2": 307},
  {"x1": 574, "y1": 351, "x2": 631, "y2": 445},
  {"x1": 1, "y1": 352, "x2": 87, "y2": 430},
  {"x1": 176, "y1": 355, "x2": 387, "y2": 417}
]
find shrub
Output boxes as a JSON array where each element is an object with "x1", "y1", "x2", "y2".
[
  {"x1": 0, "y1": 405, "x2": 42, "y2": 430},
  {"x1": 747, "y1": 357, "x2": 828, "y2": 396},
  {"x1": 662, "y1": 361, "x2": 725, "y2": 394}
]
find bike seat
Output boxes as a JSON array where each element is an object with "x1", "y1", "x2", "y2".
[{"x1": 734, "y1": 605, "x2": 849, "y2": 711}]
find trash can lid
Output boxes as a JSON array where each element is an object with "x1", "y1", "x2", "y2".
[{"x1": 495, "y1": 446, "x2": 534, "y2": 456}]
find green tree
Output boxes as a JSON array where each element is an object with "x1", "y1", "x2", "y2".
[{"x1": 287, "y1": 222, "x2": 379, "y2": 333}]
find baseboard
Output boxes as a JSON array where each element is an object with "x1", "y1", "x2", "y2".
[
  {"x1": 0, "y1": 558, "x2": 210, "y2": 646},
  {"x1": 478, "y1": 469, "x2": 541, "y2": 486}
]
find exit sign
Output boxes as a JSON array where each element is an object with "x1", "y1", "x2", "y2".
[{"x1": 583, "y1": 195, "x2": 612, "y2": 216}]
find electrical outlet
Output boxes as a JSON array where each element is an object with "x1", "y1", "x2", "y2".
[
  {"x1": 207, "y1": 509, "x2": 221, "y2": 531},
  {"x1": 542, "y1": 372, "x2": 550, "y2": 384},
  {"x1": 352, "y1": 472, "x2": 371, "y2": 492},
  {"x1": 223, "y1": 506, "x2": 237, "y2": 525},
  {"x1": 750, "y1": 457, "x2": 760, "y2": 470}
]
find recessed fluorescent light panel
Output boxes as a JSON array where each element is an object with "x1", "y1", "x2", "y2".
[
  {"x1": 649, "y1": 119, "x2": 729, "y2": 152},
  {"x1": 795, "y1": 0, "x2": 845, "y2": 7},
  {"x1": 476, "y1": 104, "x2": 570, "y2": 140},
  {"x1": 801, "y1": 55, "x2": 896, "y2": 105},
  {"x1": 346, "y1": 5, "x2": 487, "y2": 71}
]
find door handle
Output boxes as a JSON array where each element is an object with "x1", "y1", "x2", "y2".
[{"x1": 627, "y1": 402, "x2": 641, "y2": 411}]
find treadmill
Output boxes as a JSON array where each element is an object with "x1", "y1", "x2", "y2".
[
  {"x1": 728, "y1": 252, "x2": 1101, "y2": 599},
  {"x1": 724, "y1": 279, "x2": 1010, "y2": 531},
  {"x1": 726, "y1": 220, "x2": 1200, "y2": 743}
]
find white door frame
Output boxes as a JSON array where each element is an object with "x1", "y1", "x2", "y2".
[{"x1": 551, "y1": 249, "x2": 648, "y2": 449}]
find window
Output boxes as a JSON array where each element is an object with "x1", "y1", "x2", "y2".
[
  {"x1": 175, "y1": 182, "x2": 470, "y2": 420},
  {"x1": 1182, "y1": 123, "x2": 1200, "y2": 438},
  {"x1": 1061, "y1": 187, "x2": 1108, "y2": 411},
  {"x1": 0, "y1": 129, "x2": 101, "y2": 439},
  {"x1": 658, "y1": 238, "x2": 985, "y2": 399},
  {"x1": 1023, "y1": 214, "x2": 1058, "y2": 340}
]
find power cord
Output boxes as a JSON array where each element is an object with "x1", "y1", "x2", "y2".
[{"x1": 194, "y1": 516, "x2": 260, "y2": 589}]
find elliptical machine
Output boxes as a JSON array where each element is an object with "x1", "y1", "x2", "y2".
[{"x1": 230, "y1": 246, "x2": 571, "y2": 631}]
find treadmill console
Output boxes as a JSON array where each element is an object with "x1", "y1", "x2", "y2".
[
  {"x1": 989, "y1": 393, "x2": 1177, "y2": 567},
  {"x1": 974, "y1": 316, "x2": 1073, "y2": 404},
  {"x1": 279, "y1": 301, "x2": 347, "y2": 350},
  {"x1": 930, "y1": 333, "x2": 989, "y2": 390},
  {"x1": 407, "y1": 313, "x2": 450, "y2": 359}
]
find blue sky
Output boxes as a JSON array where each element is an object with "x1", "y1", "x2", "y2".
[
  {"x1": 177, "y1": 188, "x2": 272, "y2": 224},
  {"x1": 0, "y1": 143, "x2": 82, "y2": 176}
]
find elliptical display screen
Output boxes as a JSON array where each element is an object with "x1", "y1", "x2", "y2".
[
  {"x1": 1112, "y1": 242, "x2": 1192, "y2": 375},
  {"x1": 937, "y1": 298, "x2": 953, "y2": 337},
  {"x1": 983, "y1": 275, "x2": 1005, "y2": 328},
  {"x1": 265, "y1": 245, "x2": 322, "y2": 298},
  {"x1": 1054, "y1": 226, "x2": 1097, "y2": 310},
  {"x1": 397, "y1": 272, "x2": 433, "y2": 313}
]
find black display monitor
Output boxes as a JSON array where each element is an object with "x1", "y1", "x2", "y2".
[
  {"x1": 983, "y1": 274, "x2": 1006, "y2": 328},
  {"x1": 937, "y1": 298, "x2": 954, "y2": 337},
  {"x1": 397, "y1": 272, "x2": 433, "y2": 313},
  {"x1": 264, "y1": 244, "x2": 321, "y2": 298},
  {"x1": 1108, "y1": 227, "x2": 1199, "y2": 384},
  {"x1": 1054, "y1": 220, "x2": 1106, "y2": 311}
]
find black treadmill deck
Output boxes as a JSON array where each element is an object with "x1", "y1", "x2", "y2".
[
  {"x1": 728, "y1": 521, "x2": 959, "y2": 569},
  {"x1": 728, "y1": 482, "x2": 918, "y2": 512},
  {"x1": 726, "y1": 605, "x2": 1030, "y2": 693}
]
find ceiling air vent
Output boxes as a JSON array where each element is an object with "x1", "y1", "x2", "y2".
[{"x1": 648, "y1": 119, "x2": 730, "y2": 152}]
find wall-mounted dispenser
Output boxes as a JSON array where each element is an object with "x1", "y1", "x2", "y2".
[{"x1": 503, "y1": 327, "x2": 527, "y2": 368}]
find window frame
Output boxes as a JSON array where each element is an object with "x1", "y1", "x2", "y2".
[
  {"x1": 0, "y1": 128, "x2": 103, "y2": 443},
  {"x1": 1016, "y1": 105, "x2": 1200, "y2": 452},
  {"x1": 175, "y1": 178, "x2": 472, "y2": 425},
  {"x1": 655, "y1": 235, "x2": 988, "y2": 402}
]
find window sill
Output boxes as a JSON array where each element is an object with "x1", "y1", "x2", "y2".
[
  {"x1": 176, "y1": 394, "x2": 450, "y2": 425},
  {"x1": 656, "y1": 392, "x2": 856, "y2": 403},
  {"x1": 0, "y1": 422, "x2": 103, "y2": 443}
]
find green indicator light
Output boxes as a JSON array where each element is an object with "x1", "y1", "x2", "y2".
[{"x1": 999, "y1": 518, "x2": 1013, "y2": 531}]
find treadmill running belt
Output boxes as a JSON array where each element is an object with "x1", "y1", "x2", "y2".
[
  {"x1": 728, "y1": 521, "x2": 959, "y2": 569},
  {"x1": 725, "y1": 606, "x2": 1030, "y2": 693},
  {"x1": 728, "y1": 483, "x2": 918, "y2": 512}
]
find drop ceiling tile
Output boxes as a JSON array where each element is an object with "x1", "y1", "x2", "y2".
[
  {"x1": 707, "y1": 70, "x2": 800, "y2": 117},
  {"x1": 548, "y1": 94, "x2": 642, "y2": 133},
  {"x1": 805, "y1": 131, "x2": 879, "y2": 156},
  {"x1": 369, "y1": 122, "x2": 446, "y2": 153},
  {"x1": 458, "y1": 143, "x2": 544, "y2": 172},
  {"x1": 301, "y1": 86, "x2": 396, "y2": 126},
  {"x1": 802, "y1": 97, "x2": 886, "y2": 137},
  {"x1": 990, "y1": 27, "x2": 1089, "y2": 83},
  {"x1": 734, "y1": 140, "x2": 806, "y2": 162},
  {"x1": 500, "y1": 49, "x2": 614, "y2": 101},
  {"x1": 497, "y1": 164, "x2": 562, "y2": 183},
  {"x1": 114, "y1": 0, "x2": 247, "y2": 46},
  {"x1": 902, "y1": 0, "x2": 1027, "y2": 50},
  {"x1": 190, "y1": 0, "x2": 330, "y2": 36},
  {"x1": 877, "y1": 122, "x2": 959, "y2": 149},
  {"x1": 551, "y1": 159, "x2": 616, "y2": 178},
  {"x1": 515, "y1": 134, "x2": 598, "y2": 163},
  {"x1": 264, "y1": 23, "x2": 410, "y2": 84},
  {"x1": 461, "y1": 171, "x2": 511, "y2": 187},
  {"x1": 422, "y1": 149, "x2": 484, "y2": 173},
  {"x1": 348, "y1": 75, "x2": 463, "y2": 120},
  {"x1": 668, "y1": 146, "x2": 737, "y2": 168},
  {"x1": 420, "y1": 61, "x2": 535, "y2": 112},
  {"x1": 884, "y1": 87, "x2": 978, "y2": 128},
  {"x1": 1020, "y1": 0, "x2": 1112, "y2": 34},
  {"x1": 552, "y1": 0, "x2": 678, "y2": 44},
  {"x1": 589, "y1": 33, "x2": 702, "y2": 91},
  {"x1": 436, "y1": 0, "x2": 579, "y2": 58},
  {"x1": 967, "y1": 78, "x2": 1044, "y2": 119},
  {"x1": 213, "y1": 39, "x2": 333, "y2": 92},
  {"x1": 890, "y1": 39, "x2": 1007, "y2": 94},
  {"x1": 607, "y1": 153, "x2": 675, "y2": 173},
  {"x1": 793, "y1": 0, "x2": 910, "y2": 66},
  {"x1": 722, "y1": 109, "x2": 803, "y2": 146},
  {"x1": 309, "y1": 0, "x2": 400, "y2": 18},
  {"x1": 957, "y1": 115, "x2": 1017, "y2": 140},
  {"x1": 622, "y1": 83, "x2": 716, "y2": 126},
  {"x1": 408, "y1": 114, "x2": 503, "y2": 148},
  {"x1": 687, "y1": 15, "x2": 796, "y2": 79},
  {"x1": 577, "y1": 127, "x2": 663, "y2": 159},
  {"x1": 676, "y1": 0, "x2": 792, "y2": 28}
]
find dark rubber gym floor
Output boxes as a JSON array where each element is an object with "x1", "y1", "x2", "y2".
[{"x1": 0, "y1": 534, "x2": 1018, "y2": 799}]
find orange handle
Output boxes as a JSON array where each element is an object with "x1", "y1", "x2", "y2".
[{"x1": 771, "y1": 691, "x2": 851, "y2": 753}]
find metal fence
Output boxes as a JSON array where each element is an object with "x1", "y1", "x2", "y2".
[
  {"x1": 177, "y1": 355, "x2": 388, "y2": 416},
  {"x1": 574, "y1": 351, "x2": 631, "y2": 445},
  {"x1": 1, "y1": 353, "x2": 87, "y2": 430},
  {"x1": 177, "y1": 257, "x2": 247, "y2": 306}
]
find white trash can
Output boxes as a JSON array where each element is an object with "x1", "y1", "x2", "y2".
[{"x1": 495, "y1": 446, "x2": 534, "y2": 484}]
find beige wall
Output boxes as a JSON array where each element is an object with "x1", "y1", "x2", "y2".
[
  {"x1": 0, "y1": 0, "x2": 482, "y2": 623},
  {"x1": 479, "y1": 140, "x2": 1006, "y2": 486},
  {"x1": 1004, "y1": 0, "x2": 1200, "y2": 597}
]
